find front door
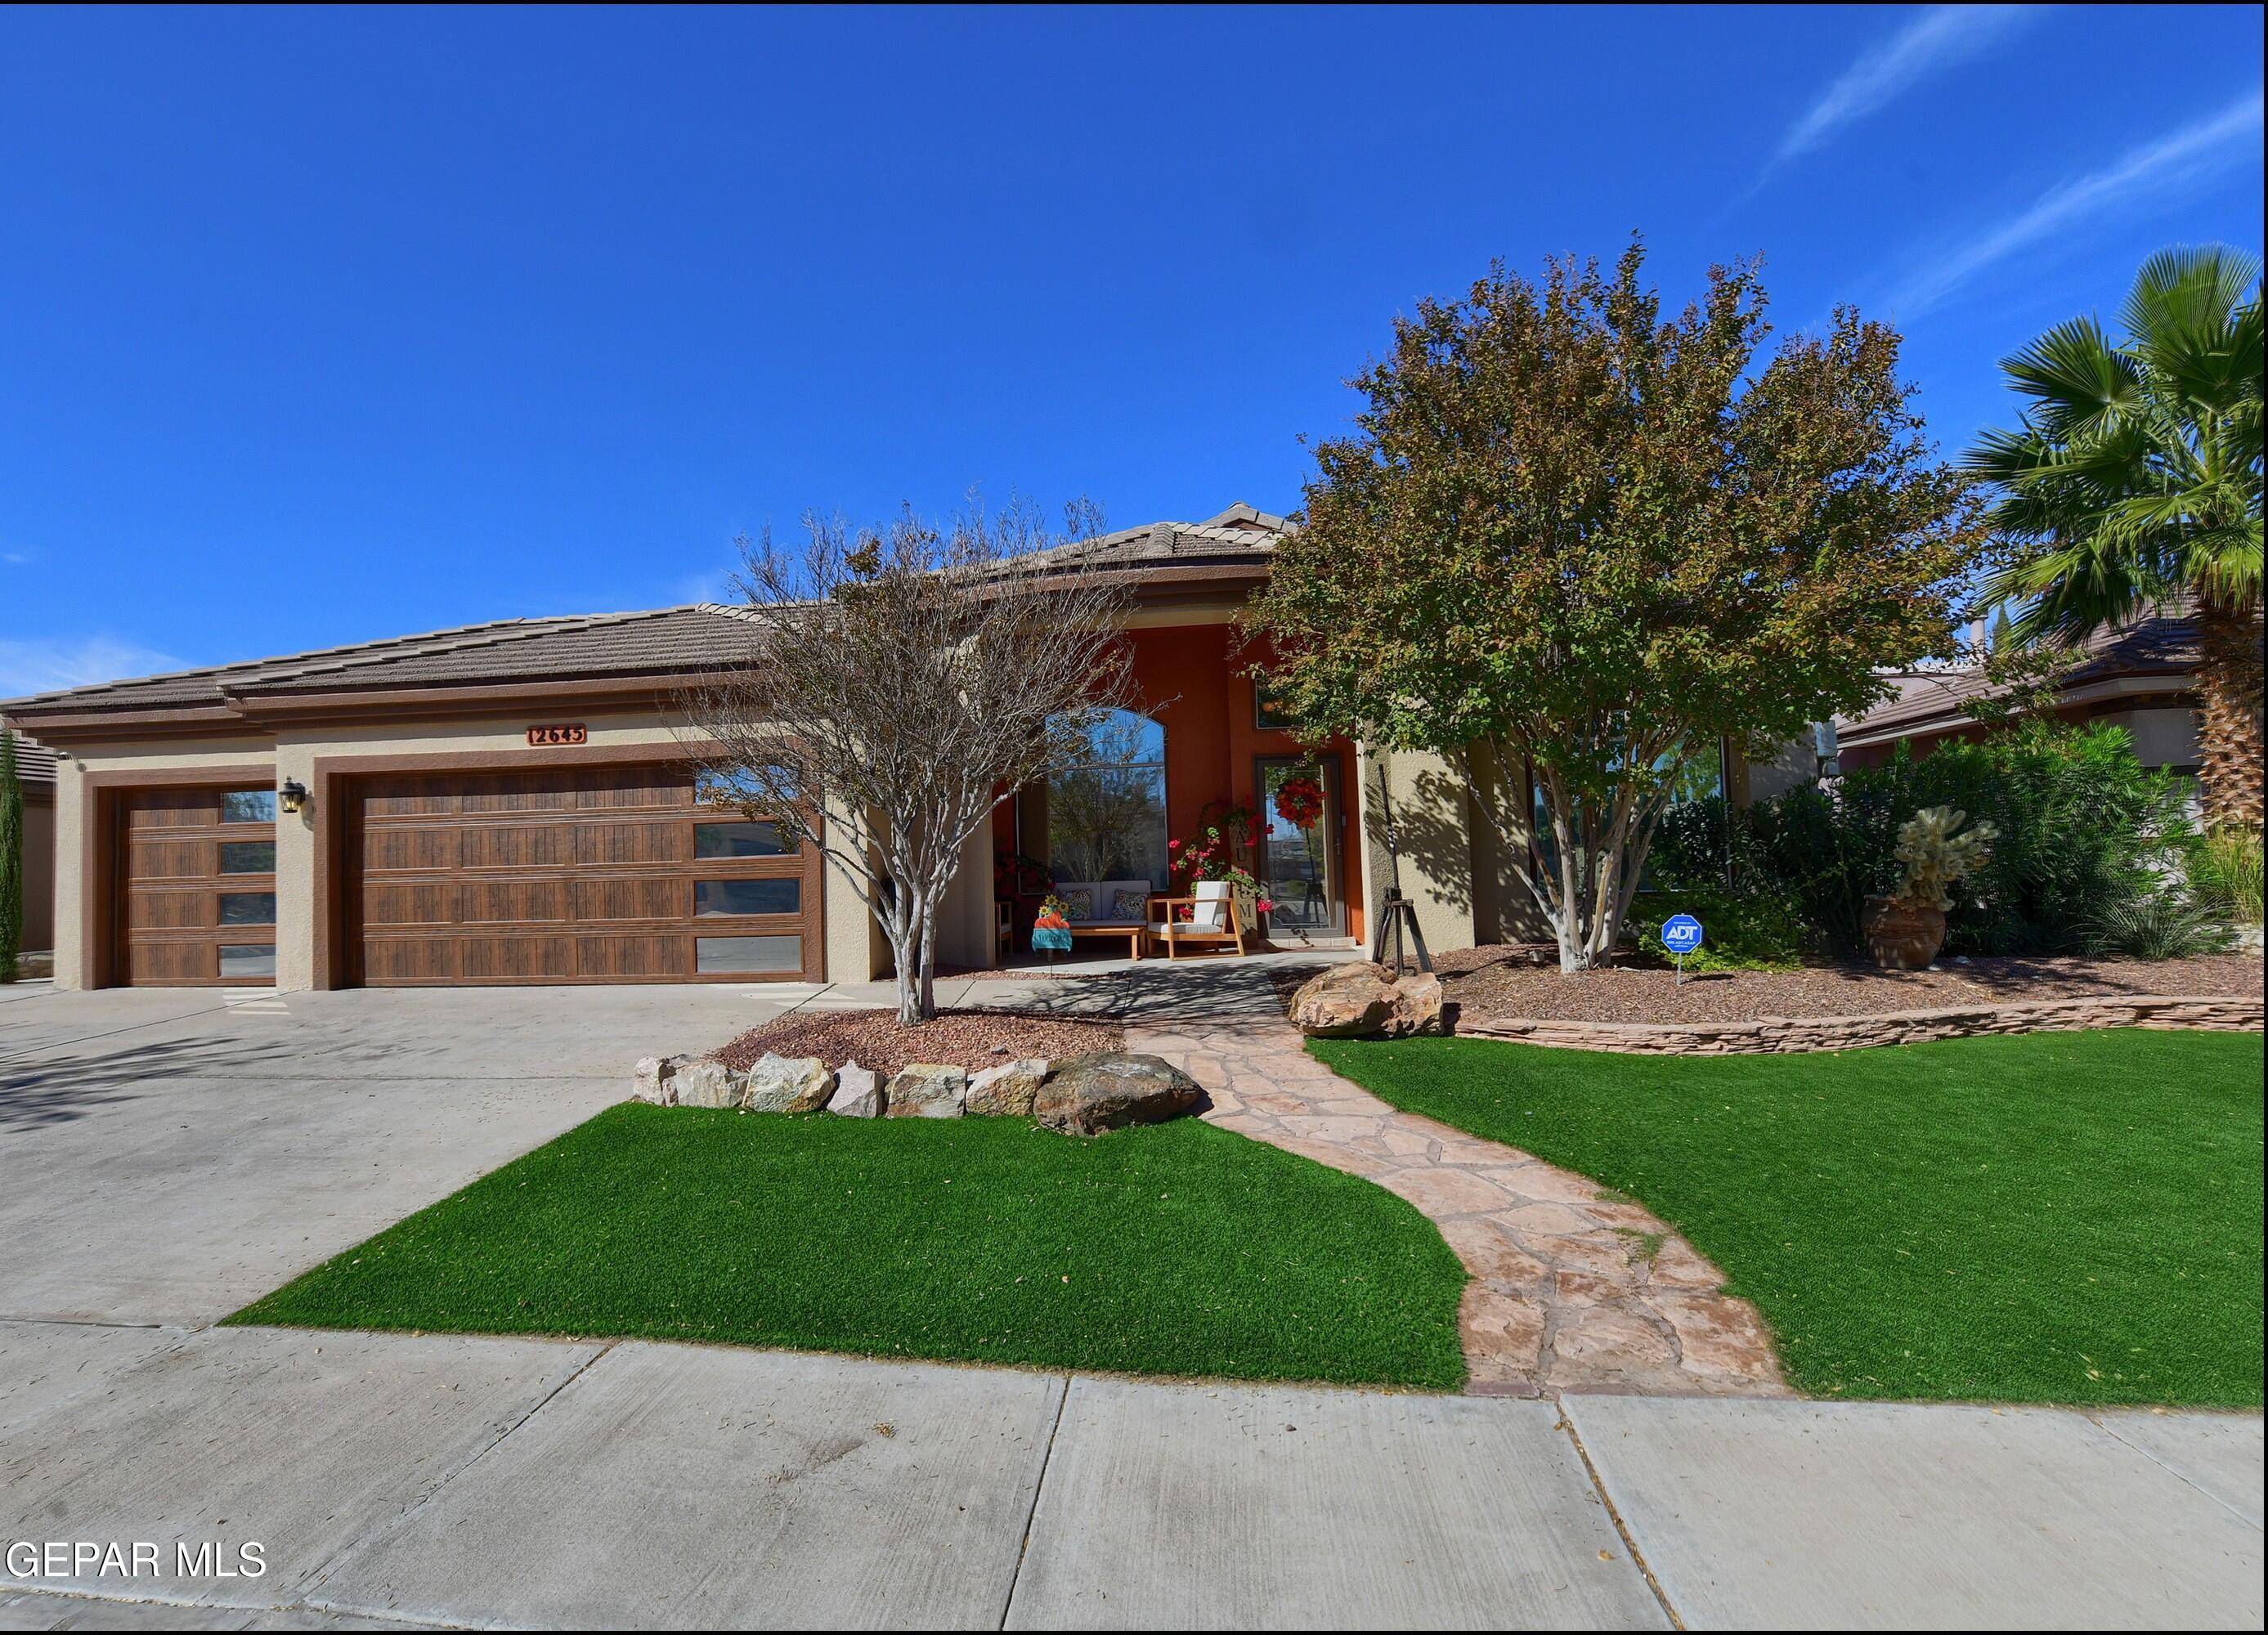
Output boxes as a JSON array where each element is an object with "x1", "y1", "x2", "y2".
[{"x1": 1255, "y1": 757, "x2": 1344, "y2": 939}]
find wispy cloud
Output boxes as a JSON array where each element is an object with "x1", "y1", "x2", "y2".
[
  {"x1": 1774, "y1": 6, "x2": 2034, "y2": 166},
  {"x1": 1889, "y1": 87, "x2": 2266, "y2": 316},
  {"x1": 0, "y1": 636, "x2": 185, "y2": 701}
]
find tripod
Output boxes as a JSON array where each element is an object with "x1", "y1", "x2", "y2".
[{"x1": 1369, "y1": 757, "x2": 1432, "y2": 974}]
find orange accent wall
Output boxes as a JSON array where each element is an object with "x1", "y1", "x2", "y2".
[{"x1": 1126, "y1": 623, "x2": 1364, "y2": 943}]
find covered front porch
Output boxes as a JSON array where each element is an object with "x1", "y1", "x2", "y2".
[{"x1": 987, "y1": 620, "x2": 1367, "y2": 967}]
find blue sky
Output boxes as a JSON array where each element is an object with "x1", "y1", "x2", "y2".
[{"x1": 2, "y1": 4, "x2": 2261, "y2": 697}]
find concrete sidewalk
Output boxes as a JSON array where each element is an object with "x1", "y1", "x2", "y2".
[{"x1": 2, "y1": 1321, "x2": 2257, "y2": 1630}]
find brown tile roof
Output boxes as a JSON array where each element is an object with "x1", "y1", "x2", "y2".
[
  {"x1": 2, "y1": 732, "x2": 56, "y2": 786},
  {"x1": 1838, "y1": 611, "x2": 2199, "y2": 746},
  {"x1": 0, "y1": 505, "x2": 1289, "y2": 721},
  {"x1": 0, "y1": 606, "x2": 760, "y2": 718}
]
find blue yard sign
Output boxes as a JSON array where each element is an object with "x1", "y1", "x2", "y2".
[
  {"x1": 1661, "y1": 912, "x2": 1704, "y2": 983},
  {"x1": 1661, "y1": 913, "x2": 1705, "y2": 955}
]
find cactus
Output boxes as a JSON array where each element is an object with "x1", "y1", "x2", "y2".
[{"x1": 1891, "y1": 805, "x2": 1997, "y2": 912}]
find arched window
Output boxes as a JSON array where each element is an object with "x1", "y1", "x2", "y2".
[{"x1": 1047, "y1": 710, "x2": 1168, "y2": 889}]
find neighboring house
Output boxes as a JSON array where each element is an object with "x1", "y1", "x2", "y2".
[
  {"x1": 1835, "y1": 611, "x2": 2202, "y2": 778},
  {"x1": 5, "y1": 734, "x2": 56, "y2": 956},
  {"x1": 4, "y1": 502, "x2": 1796, "y2": 992}
]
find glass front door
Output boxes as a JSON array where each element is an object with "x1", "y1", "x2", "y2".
[{"x1": 1256, "y1": 757, "x2": 1344, "y2": 938}]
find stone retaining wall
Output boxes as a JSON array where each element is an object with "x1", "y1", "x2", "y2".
[{"x1": 1459, "y1": 994, "x2": 2265, "y2": 1055}]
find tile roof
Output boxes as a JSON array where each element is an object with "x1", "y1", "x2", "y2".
[
  {"x1": 1838, "y1": 611, "x2": 2199, "y2": 746},
  {"x1": 2, "y1": 732, "x2": 56, "y2": 786},
  {"x1": 0, "y1": 505, "x2": 1290, "y2": 720}
]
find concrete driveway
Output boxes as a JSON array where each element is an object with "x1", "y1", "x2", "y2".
[{"x1": 0, "y1": 979, "x2": 795, "y2": 1325}]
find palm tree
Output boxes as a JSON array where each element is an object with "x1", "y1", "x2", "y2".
[{"x1": 1966, "y1": 245, "x2": 2263, "y2": 829}]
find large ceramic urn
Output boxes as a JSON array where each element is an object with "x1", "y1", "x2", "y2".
[{"x1": 1862, "y1": 896, "x2": 1946, "y2": 970}]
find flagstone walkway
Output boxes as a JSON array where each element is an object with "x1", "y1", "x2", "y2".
[{"x1": 1126, "y1": 1015, "x2": 1791, "y2": 1400}]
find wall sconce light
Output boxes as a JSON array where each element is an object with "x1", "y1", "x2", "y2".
[{"x1": 279, "y1": 778, "x2": 309, "y2": 815}]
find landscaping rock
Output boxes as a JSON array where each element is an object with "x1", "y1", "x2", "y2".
[
  {"x1": 630, "y1": 1054, "x2": 689, "y2": 1105},
  {"x1": 885, "y1": 1063, "x2": 967, "y2": 1118},
  {"x1": 1289, "y1": 961, "x2": 1446, "y2": 1039},
  {"x1": 671, "y1": 1059, "x2": 743, "y2": 1110},
  {"x1": 829, "y1": 1061, "x2": 884, "y2": 1118},
  {"x1": 966, "y1": 1058, "x2": 1048, "y2": 1118},
  {"x1": 1034, "y1": 1051, "x2": 1200, "y2": 1136},
  {"x1": 741, "y1": 1053, "x2": 836, "y2": 1113}
]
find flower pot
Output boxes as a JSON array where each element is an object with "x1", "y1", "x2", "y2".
[{"x1": 1863, "y1": 896, "x2": 1946, "y2": 970}]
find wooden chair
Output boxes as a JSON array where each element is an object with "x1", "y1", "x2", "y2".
[{"x1": 1148, "y1": 880, "x2": 1253, "y2": 959}]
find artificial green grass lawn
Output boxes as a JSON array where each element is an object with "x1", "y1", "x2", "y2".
[
  {"x1": 228, "y1": 1103, "x2": 1468, "y2": 1390},
  {"x1": 1311, "y1": 1028, "x2": 2264, "y2": 1408}
]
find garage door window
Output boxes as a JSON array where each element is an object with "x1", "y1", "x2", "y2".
[
  {"x1": 693, "y1": 878, "x2": 800, "y2": 916},
  {"x1": 219, "y1": 841, "x2": 276, "y2": 873},
  {"x1": 222, "y1": 791, "x2": 277, "y2": 822},
  {"x1": 219, "y1": 944, "x2": 278, "y2": 978},
  {"x1": 219, "y1": 892, "x2": 277, "y2": 925},
  {"x1": 696, "y1": 934, "x2": 801, "y2": 974},
  {"x1": 694, "y1": 821, "x2": 791, "y2": 858}
]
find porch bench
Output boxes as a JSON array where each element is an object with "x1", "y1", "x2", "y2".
[{"x1": 1068, "y1": 923, "x2": 1146, "y2": 959}]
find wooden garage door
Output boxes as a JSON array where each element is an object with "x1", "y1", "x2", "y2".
[
  {"x1": 114, "y1": 786, "x2": 280, "y2": 986},
  {"x1": 347, "y1": 764, "x2": 822, "y2": 985}
]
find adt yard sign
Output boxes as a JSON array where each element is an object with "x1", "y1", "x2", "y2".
[
  {"x1": 1661, "y1": 913, "x2": 1704, "y2": 983},
  {"x1": 1661, "y1": 914, "x2": 1705, "y2": 956}
]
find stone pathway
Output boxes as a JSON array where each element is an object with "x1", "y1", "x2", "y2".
[{"x1": 1126, "y1": 1015, "x2": 1790, "y2": 1400}]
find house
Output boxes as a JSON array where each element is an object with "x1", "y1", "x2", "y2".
[
  {"x1": 6, "y1": 733, "x2": 56, "y2": 957},
  {"x1": 10, "y1": 503, "x2": 1835, "y2": 992},
  {"x1": 1835, "y1": 611, "x2": 2203, "y2": 778}
]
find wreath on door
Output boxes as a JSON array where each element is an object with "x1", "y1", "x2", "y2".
[{"x1": 1273, "y1": 774, "x2": 1325, "y2": 831}]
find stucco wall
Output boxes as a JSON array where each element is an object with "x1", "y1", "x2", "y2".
[{"x1": 1354, "y1": 744, "x2": 1477, "y2": 960}]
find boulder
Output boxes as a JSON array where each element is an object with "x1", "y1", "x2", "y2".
[
  {"x1": 630, "y1": 1054, "x2": 689, "y2": 1105},
  {"x1": 828, "y1": 1061, "x2": 884, "y2": 1118},
  {"x1": 742, "y1": 1053, "x2": 836, "y2": 1113},
  {"x1": 885, "y1": 1063, "x2": 967, "y2": 1118},
  {"x1": 966, "y1": 1058, "x2": 1048, "y2": 1118},
  {"x1": 1289, "y1": 961, "x2": 1446, "y2": 1039},
  {"x1": 672, "y1": 1058, "x2": 744, "y2": 1109},
  {"x1": 1034, "y1": 1052, "x2": 1201, "y2": 1136}
]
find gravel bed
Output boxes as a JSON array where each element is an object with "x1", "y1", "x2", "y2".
[
  {"x1": 715, "y1": 1007, "x2": 1124, "y2": 1077},
  {"x1": 1437, "y1": 944, "x2": 2263, "y2": 1027}
]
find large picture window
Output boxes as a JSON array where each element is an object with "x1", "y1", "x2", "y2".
[{"x1": 1047, "y1": 710, "x2": 1168, "y2": 889}]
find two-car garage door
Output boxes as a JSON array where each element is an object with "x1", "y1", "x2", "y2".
[{"x1": 347, "y1": 764, "x2": 822, "y2": 985}]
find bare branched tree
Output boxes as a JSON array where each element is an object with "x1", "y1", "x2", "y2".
[{"x1": 678, "y1": 497, "x2": 1136, "y2": 1023}]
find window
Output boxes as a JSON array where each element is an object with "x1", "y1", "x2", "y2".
[
  {"x1": 1047, "y1": 710, "x2": 1168, "y2": 889},
  {"x1": 218, "y1": 945, "x2": 277, "y2": 978},
  {"x1": 698, "y1": 768, "x2": 796, "y2": 809},
  {"x1": 218, "y1": 843, "x2": 276, "y2": 874},
  {"x1": 694, "y1": 821, "x2": 791, "y2": 858},
  {"x1": 221, "y1": 791, "x2": 276, "y2": 823},
  {"x1": 696, "y1": 934, "x2": 801, "y2": 974},
  {"x1": 1253, "y1": 673, "x2": 1297, "y2": 732},
  {"x1": 693, "y1": 878, "x2": 800, "y2": 917},
  {"x1": 219, "y1": 893, "x2": 277, "y2": 925}
]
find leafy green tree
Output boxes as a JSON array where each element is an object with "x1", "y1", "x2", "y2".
[
  {"x1": 0, "y1": 728, "x2": 21, "y2": 983},
  {"x1": 1247, "y1": 244, "x2": 1979, "y2": 970},
  {"x1": 1967, "y1": 245, "x2": 2263, "y2": 830}
]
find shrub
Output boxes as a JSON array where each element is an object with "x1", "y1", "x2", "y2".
[
  {"x1": 2084, "y1": 896, "x2": 2233, "y2": 961},
  {"x1": 2188, "y1": 829, "x2": 2266, "y2": 926},
  {"x1": 1659, "y1": 723, "x2": 2199, "y2": 958}
]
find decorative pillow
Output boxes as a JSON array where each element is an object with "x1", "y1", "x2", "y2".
[
  {"x1": 1110, "y1": 887, "x2": 1150, "y2": 922},
  {"x1": 1058, "y1": 887, "x2": 1095, "y2": 922}
]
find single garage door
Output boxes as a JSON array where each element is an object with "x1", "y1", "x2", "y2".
[
  {"x1": 347, "y1": 764, "x2": 822, "y2": 985},
  {"x1": 114, "y1": 786, "x2": 280, "y2": 985}
]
